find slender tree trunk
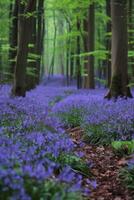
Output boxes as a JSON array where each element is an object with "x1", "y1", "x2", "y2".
[
  {"x1": 65, "y1": 22, "x2": 72, "y2": 86},
  {"x1": 12, "y1": 0, "x2": 37, "y2": 97},
  {"x1": 40, "y1": 9, "x2": 45, "y2": 80},
  {"x1": 83, "y1": 3, "x2": 95, "y2": 89},
  {"x1": 128, "y1": 0, "x2": 134, "y2": 80},
  {"x1": 105, "y1": 0, "x2": 132, "y2": 99},
  {"x1": 106, "y1": 0, "x2": 111, "y2": 87},
  {"x1": 48, "y1": 10, "x2": 56, "y2": 77},
  {"x1": 26, "y1": 0, "x2": 37, "y2": 90},
  {"x1": 45, "y1": 19, "x2": 49, "y2": 75},
  {"x1": 88, "y1": 3, "x2": 95, "y2": 89},
  {"x1": 97, "y1": 28, "x2": 103, "y2": 88},
  {"x1": 76, "y1": 19, "x2": 82, "y2": 89},
  {"x1": 66, "y1": 46, "x2": 69, "y2": 86},
  {"x1": 70, "y1": 49, "x2": 74, "y2": 80},
  {"x1": 36, "y1": 0, "x2": 45, "y2": 83},
  {"x1": 69, "y1": 25, "x2": 74, "y2": 81},
  {"x1": 83, "y1": 17, "x2": 89, "y2": 88},
  {"x1": 58, "y1": 17, "x2": 64, "y2": 75},
  {"x1": 9, "y1": 0, "x2": 18, "y2": 77}
]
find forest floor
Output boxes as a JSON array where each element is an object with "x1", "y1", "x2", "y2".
[
  {"x1": 0, "y1": 82, "x2": 134, "y2": 200},
  {"x1": 67, "y1": 127, "x2": 132, "y2": 200}
]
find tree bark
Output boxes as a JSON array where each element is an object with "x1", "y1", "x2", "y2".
[
  {"x1": 12, "y1": 0, "x2": 37, "y2": 97},
  {"x1": 83, "y1": 3, "x2": 95, "y2": 89},
  {"x1": 128, "y1": 0, "x2": 134, "y2": 80},
  {"x1": 26, "y1": 0, "x2": 37, "y2": 91},
  {"x1": 57, "y1": 16, "x2": 64, "y2": 75},
  {"x1": 83, "y1": 17, "x2": 89, "y2": 88},
  {"x1": 106, "y1": 0, "x2": 111, "y2": 87},
  {"x1": 36, "y1": 0, "x2": 45, "y2": 83},
  {"x1": 105, "y1": 0, "x2": 132, "y2": 99},
  {"x1": 76, "y1": 19, "x2": 82, "y2": 89},
  {"x1": 48, "y1": 10, "x2": 56, "y2": 77},
  {"x1": 66, "y1": 23, "x2": 71, "y2": 86},
  {"x1": 9, "y1": 0, "x2": 18, "y2": 77}
]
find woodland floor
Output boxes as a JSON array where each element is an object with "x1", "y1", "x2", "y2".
[
  {"x1": 67, "y1": 127, "x2": 132, "y2": 200},
  {"x1": 0, "y1": 82, "x2": 134, "y2": 200}
]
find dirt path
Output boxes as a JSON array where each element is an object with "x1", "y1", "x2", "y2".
[{"x1": 67, "y1": 127, "x2": 132, "y2": 200}]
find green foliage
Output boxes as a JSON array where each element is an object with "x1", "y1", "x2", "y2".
[
  {"x1": 1, "y1": 43, "x2": 9, "y2": 51},
  {"x1": 83, "y1": 125, "x2": 115, "y2": 145},
  {"x1": 45, "y1": 0, "x2": 107, "y2": 74},
  {"x1": 49, "y1": 95, "x2": 64, "y2": 106},
  {"x1": 74, "y1": 50, "x2": 109, "y2": 60},
  {"x1": 24, "y1": 179, "x2": 82, "y2": 200},
  {"x1": 95, "y1": 77, "x2": 106, "y2": 86},
  {"x1": 127, "y1": 82, "x2": 134, "y2": 88},
  {"x1": 120, "y1": 166, "x2": 134, "y2": 194},
  {"x1": 58, "y1": 154, "x2": 93, "y2": 177},
  {"x1": 112, "y1": 140, "x2": 134, "y2": 156},
  {"x1": 24, "y1": 11, "x2": 37, "y2": 18},
  {"x1": 96, "y1": 11, "x2": 110, "y2": 24},
  {"x1": 26, "y1": 67, "x2": 37, "y2": 77},
  {"x1": 128, "y1": 50, "x2": 134, "y2": 58},
  {"x1": 28, "y1": 52, "x2": 41, "y2": 60},
  {"x1": 57, "y1": 108, "x2": 84, "y2": 128}
]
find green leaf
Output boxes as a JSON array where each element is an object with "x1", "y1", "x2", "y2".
[{"x1": 112, "y1": 140, "x2": 134, "y2": 155}]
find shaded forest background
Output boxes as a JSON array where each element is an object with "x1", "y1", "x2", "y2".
[{"x1": 0, "y1": 0, "x2": 134, "y2": 97}]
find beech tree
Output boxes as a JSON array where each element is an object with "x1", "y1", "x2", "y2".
[
  {"x1": 105, "y1": 0, "x2": 132, "y2": 98},
  {"x1": 106, "y1": 0, "x2": 111, "y2": 87},
  {"x1": 83, "y1": 3, "x2": 95, "y2": 89},
  {"x1": 9, "y1": 0, "x2": 18, "y2": 77},
  {"x1": 26, "y1": 0, "x2": 37, "y2": 91},
  {"x1": 36, "y1": 0, "x2": 45, "y2": 83},
  {"x1": 128, "y1": 0, "x2": 134, "y2": 80},
  {"x1": 76, "y1": 19, "x2": 81, "y2": 89},
  {"x1": 12, "y1": 0, "x2": 36, "y2": 97},
  {"x1": 26, "y1": 0, "x2": 45, "y2": 90},
  {"x1": 2, "y1": 0, "x2": 134, "y2": 94}
]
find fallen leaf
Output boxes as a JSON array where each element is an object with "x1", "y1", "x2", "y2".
[{"x1": 118, "y1": 158, "x2": 127, "y2": 166}]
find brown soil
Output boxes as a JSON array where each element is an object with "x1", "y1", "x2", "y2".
[{"x1": 66, "y1": 127, "x2": 132, "y2": 200}]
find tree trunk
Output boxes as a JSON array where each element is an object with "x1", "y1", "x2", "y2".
[
  {"x1": 36, "y1": 0, "x2": 45, "y2": 83},
  {"x1": 26, "y1": 0, "x2": 37, "y2": 91},
  {"x1": 128, "y1": 0, "x2": 134, "y2": 81},
  {"x1": 83, "y1": 3, "x2": 95, "y2": 89},
  {"x1": 105, "y1": 0, "x2": 132, "y2": 99},
  {"x1": 66, "y1": 46, "x2": 69, "y2": 86},
  {"x1": 106, "y1": 0, "x2": 111, "y2": 87},
  {"x1": 66, "y1": 23, "x2": 71, "y2": 86},
  {"x1": 83, "y1": 17, "x2": 88, "y2": 88},
  {"x1": 58, "y1": 17, "x2": 64, "y2": 76},
  {"x1": 76, "y1": 19, "x2": 82, "y2": 89},
  {"x1": 12, "y1": 0, "x2": 37, "y2": 97},
  {"x1": 40, "y1": 12, "x2": 45, "y2": 80},
  {"x1": 9, "y1": 0, "x2": 18, "y2": 77},
  {"x1": 70, "y1": 49, "x2": 74, "y2": 81},
  {"x1": 48, "y1": 10, "x2": 56, "y2": 77}
]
